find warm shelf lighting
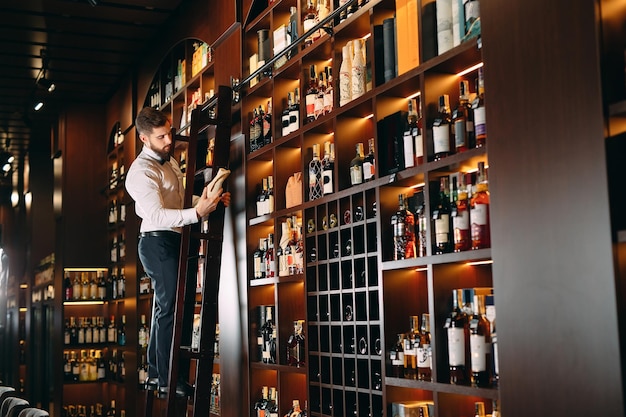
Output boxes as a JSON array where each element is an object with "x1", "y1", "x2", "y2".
[
  {"x1": 365, "y1": 113, "x2": 374, "y2": 119},
  {"x1": 414, "y1": 267, "x2": 428, "y2": 272},
  {"x1": 64, "y1": 267, "x2": 109, "y2": 272},
  {"x1": 19, "y1": 284, "x2": 28, "y2": 289},
  {"x1": 63, "y1": 301, "x2": 105, "y2": 306},
  {"x1": 456, "y1": 62, "x2": 484, "y2": 77},
  {"x1": 407, "y1": 91, "x2": 421, "y2": 100},
  {"x1": 411, "y1": 182, "x2": 426, "y2": 189},
  {"x1": 466, "y1": 259, "x2": 493, "y2": 266},
  {"x1": 19, "y1": 308, "x2": 28, "y2": 312}
]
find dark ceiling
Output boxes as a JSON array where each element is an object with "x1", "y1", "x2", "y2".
[{"x1": 0, "y1": 0, "x2": 185, "y2": 165}]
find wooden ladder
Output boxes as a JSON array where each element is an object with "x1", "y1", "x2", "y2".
[{"x1": 144, "y1": 84, "x2": 233, "y2": 417}]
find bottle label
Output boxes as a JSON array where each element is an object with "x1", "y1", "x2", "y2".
[
  {"x1": 306, "y1": 94, "x2": 316, "y2": 120},
  {"x1": 322, "y1": 169, "x2": 333, "y2": 194},
  {"x1": 454, "y1": 119, "x2": 466, "y2": 148},
  {"x1": 470, "y1": 203, "x2": 488, "y2": 226},
  {"x1": 474, "y1": 106, "x2": 486, "y2": 136},
  {"x1": 350, "y1": 165, "x2": 363, "y2": 185},
  {"x1": 289, "y1": 110, "x2": 299, "y2": 132},
  {"x1": 414, "y1": 131, "x2": 424, "y2": 158},
  {"x1": 315, "y1": 95, "x2": 324, "y2": 118},
  {"x1": 452, "y1": 209, "x2": 469, "y2": 230},
  {"x1": 363, "y1": 161, "x2": 374, "y2": 181},
  {"x1": 434, "y1": 214, "x2": 450, "y2": 244},
  {"x1": 403, "y1": 132, "x2": 415, "y2": 168},
  {"x1": 433, "y1": 124, "x2": 450, "y2": 154},
  {"x1": 339, "y1": 71, "x2": 351, "y2": 106},
  {"x1": 447, "y1": 327, "x2": 465, "y2": 366},
  {"x1": 470, "y1": 334, "x2": 489, "y2": 372},
  {"x1": 351, "y1": 66, "x2": 365, "y2": 99},
  {"x1": 417, "y1": 345, "x2": 431, "y2": 368},
  {"x1": 324, "y1": 91, "x2": 333, "y2": 113}
]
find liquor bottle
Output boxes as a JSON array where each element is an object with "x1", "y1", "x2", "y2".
[
  {"x1": 257, "y1": 177, "x2": 269, "y2": 216},
  {"x1": 84, "y1": 317, "x2": 93, "y2": 344},
  {"x1": 288, "y1": 6, "x2": 299, "y2": 59},
  {"x1": 77, "y1": 317, "x2": 85, "y2": 344},
  {"x1": 71, "y1": 350, "x2": 80, "y2": 382},
  {"x1": 109, "y1": 267, "x2": 117, "y2": 300},
  {"x1": 268, "y1": 387, "x2": 279, "y2": 417},
  {"x1": 389, "y1": 334, "x2": 405, "y2": 378},
  {"x1": 339, "y1": 42, "x2": 353, "y2": 106},
  {"x1": 282, "y1": 93, "x2": 293, "y2": 137},
  {"x1": 117, "y1": 267, "x2": 126, "y2": 298},
  {"x1": 289, "y1": 88, "x2": 301, "y2": 133},
  {"x1": 491, "y1": 400, "x2": 500, "y2": 417},
  {"x1": 391, "y1": 194, "x2": 416, "y2": 260},
  {"x1": 285, "y1": 400, "x2": 304, "y2": 417},
  {"x1": 452, "y1": 80, "x2": 474, "y2": 152},
  {"x1": 139, "y1": 273, "x2": 151, "y2": 295},
  {"x1": 256, "y1": 105, "x2": 265, "y2": 147},
  {"x1": 262, "y1": 306, "x2": 276, "y2": 364},
  {"x1": 256, "y1": 306, "x2": 267, "y2": 362},
  {"x1": 72, "y1": 273, "x2": 81, "y2": 300},
  {"x1": 316, "y1": 70, "x2": 326, "y2": 118},
  {"x1": 452, "y1": 173, "x2": 470, "y2": 252},
  {"x1": 294, "y1": 220, "x2": 304, "y2": 274},
  {"x1": 81, "y1": 272, "x2": 89, "y2": 300},
  {"x1": 485, "y1": 294, "x2": 498, "y2": 386},
  {"x1": 305, "y1": 65, "x2": 318, "y2": 122},
  {"x1": 254, "y1": 386, "x2": 269, "y2": 417},
  {"x1": 404, "y1": 99, "x2": 418, "y2": 169},
  {"x1": 254, "y1": 238, "x2": 267, "y2": 279},
  {"x1": 278, "y1": 221, "x2": 291, "y2": 277},
  {"x1": 417, "y1": 313, "x2": 432, "y2": 381},
  {"x1": 414, "y1": 190, "x2": 428, "y2": 257},
  {"x1": 470, "y1": 161, "x2": 490, "y2": 249},
  {"x1": 64, "y1": 271, "x2": 73, "y2": 301},
  {"x1": 97, "y1": 270, "x2": 107, "y2": 300},
  {"x1": 287, "y1": 319, "x2": 306, "y2": 366},
  {"x1": 323, "y1": 66, "x2": 333, "y2": 114},
  {"x1": 308, "y1": 143, "x2": 323, "y2": 200},
  {"x1": 363, "y1": 138, "x2": 376, "y2": 182},
  {"x1": 349, "y1": 142, "x2": 364, "y2": 186},
  {"x1": 303, "y1": 0, "x2": 319, "y2": 47},
  {"x1": 106, "y1": 400, "x2": 116, "y2": 417},
  {"x1": 138, "y1": 314, "x2": 149, "y2": 349},
  {"x1": 118, "y1": 315, "x2": 127, "y2": 346},
  {"x1": 432, "y1": 176, "x2": 453, "y2": 254},
  {"x1": 63, "y1": 351, "x2": 72, "y2": 381},
  {"x1": 464, "y1": 0, "x2": 481, "y2": 35},
  {"x1": 321, "y1": 141, "x2": 334, "y2": 195},
  {"x1": 265, "y1": 233, "x2": 276, "y2": 278},
  {"x1": 474, "y1": 402, "x2": 486, "y2": 417},
  {"x1": 432, "y1": 94, "x2": 452, "y2": 160},
  {"x1": 410, "y1": 98, "x2": 424, "y2": 165},
  {"x1": 472, "y1": 67, "x2": 487, "y2": 147},
  {"x1": 403, "y1": 315, "x2": 420, "y2": 379},
  {"x1": 263, "y1": 100, "x2": 273, "y2": 146},
  {"x1": 250, "y1": 107, "x2": 260, "y2": 152},
  {"x1": 444, "y1": 289, "x2": 469, "y2": 385},
  {"x1": 351, "y1": 38, "x2": 366, "y2": 100},
  {"x1": 108, "y1": 199, "x2": 117, "y2": 225},
  {"x1": 469, "y1": 294, "x2": 491, "y2": 387}
]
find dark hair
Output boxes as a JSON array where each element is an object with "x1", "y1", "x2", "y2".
[{"x1": 135, "y1": 107, "x2": 170, "y2": 136}]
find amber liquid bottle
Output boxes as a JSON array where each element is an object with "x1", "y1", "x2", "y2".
[
  {"x1": 473, "y1": 67, "x2": 487, "y2": 147},
  {"x1": 452, "y1": 173, "x2": 470, "y2": 252},
  {"x1": 403, "y1": 315, "x2": 420, "y2": 379},
  {"x1": 444, "y1": 289, "x2": 469, "y2": 385},
  {"x1": 417, "y1": 313, "x2": 432, "y2": 381},
  {"x1": 469, "y1": 294, "x2": 492, "y2": 387},
  {"x1": 452, "y1": 80, "x2": 474, "y2": 152},
  {"x1": 391, "y1": 194, "x2": 416, "y2": 260},
  {"x1": 470, "y1": 161, "x2": 490, "y2": 249}
]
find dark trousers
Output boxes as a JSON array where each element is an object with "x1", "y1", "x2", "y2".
[{"x1": 138, "y1": 232, "x2": 181, "y2": 387}]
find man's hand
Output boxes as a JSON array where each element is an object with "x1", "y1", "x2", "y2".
[{"x1": 195, "y1": 187, "x2": 231, "y2": 219}]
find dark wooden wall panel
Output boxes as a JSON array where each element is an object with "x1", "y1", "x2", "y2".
[
  {"x1": 481, "y1": 0, "x2": 624, "y2": 416},
  {"x1": 59, "y1": 104, "x2": 108, "y2": 267}
]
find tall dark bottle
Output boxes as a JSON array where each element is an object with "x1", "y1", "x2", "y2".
[
  {"x1": 452, "y1": 173, "x2": 470, "y2": 252},
  {"x1": 444, "y1": 289, "x2": 469, "y2": 385},
  {"x1": 472, "y1": 67, "x2": 487, "y2": 147},
  {"x1": 469, "y1": 294, "x2": 491, "y2": 387},
  {"x1": 391, "y1": 194, "x2": 416, "y2": 260},
  {"x1": 432, "y1": 176, "x2": 452, "y2": 254},
  {"x1": 470, "y1": 161, "x2": 490, "y2": 249},
  {"x1": 452, "y1": 80, "x2": 474, "y2": 152},
  {"x1": 432, "y1": 94, "x2": 452, "y2": 160}
]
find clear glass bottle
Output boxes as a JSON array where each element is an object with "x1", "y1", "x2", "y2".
[
  {"x1": 417, "y1": 313, "x2": 432, "y2": 381},
  {"x1": 452, "y1": 173, "x2": 470, "y2": 252},
  {"x1": 339, "y1": 42, "x2": 353, "y2": 106},
  {"x1": 287, "y1": 320, "x2": 306, "y2": 367},
  {"x1": 321, "y1": 141, "x2": 334, "y2": 195},
  {"x1": 305, "y1": 65, "x2": 318, "y2": 122},
  {"x1": 303, "y1": 0, "x2": 319, "y2": 47},
  {"x1": 433, "y1": 176, "x2": 453, "y2": 254},
  {"x1": 138, "y1": 314, "x2": 149, "y2": 349},
  {"x1": 470, "y1": 161, "x2": 490, "y2": 249},
  {"x1": 349, "y1": 142, "x2": 364, "y2": 186},
  {"x1": 432, "y1": 94, "x2": 452, "y2": 161},
  {"x1": 309, "y1": 143, "x2": 323, "y2": 200},
  {"x1": 363, "y1": 138, "x2": 376, "y2": 182}
]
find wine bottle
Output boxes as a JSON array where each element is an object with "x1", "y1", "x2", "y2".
[
  {"x1": 417, "y1": 313, "x2": 432, "y2": 381},
  {"x1": 303, "y1": 0, "x2": 319, "y2": 47},
  {"x1": 472, "y1": 67, "x2": 487, "y2": 147},
  {"x1": 363, "y1": 138, "x2": 376, "y2": 182},
  {"x1": 349, "y1": 142, "x2": 364, "y2": 186},
  {"x1": 265, "y1": 233, "x2": 276, "y2": 278},
  {"x1": 268, "y1": 387, "x2": 279, "y2": 417},
  {"x1": 289, "y1": 88, "x2": 301, "y2": 133},
  {"x1": 444, "y1": 289, "x2": 469, "y2": 385},
  {"x1": 433, "y1": 176, "x2": 453, "y2": 254},
  {"x1": 262, "y1": 306, "x2": 276, "y2": 364},
  {"x1": 351, "y1": 38, "x2": 366, "y2": 100},
  {"x1": 254, "y1": 386, "x2": 269, "y2": 417},
  {"x1": 470, "y1": 161, "x2": 490, "y2": 249},
  {"x1": 263, "y1": 100, "x2": 273, "y2": 146},
  {"x1": 389, "y1": 333, "x2": 405, "y2": 378},
  {"x1": 403, "y1": 315, "x2": 420, "y2": 379},
  {"x1": 452, "y1": 173, "x2": 470, "y2": 252},
  {"x1": 309, "y1": 144, "x2": 323, "y2": 200},
  {"x1": 485, "y1": 294, "x2": 498, "y2": 386},
  {"x1": 286, "y1": 320, "x2": 306, "y2": 367},
  {"x1": 316, "y1": 70, "x2": 326, "y2": 118},
  {"x1": 118, "y1": 315, "x2": 127, "y2": 346},
  {"x1": 452, "y1": 80, "x2": 473, "y2": 152},
  {"x1": 138, "y1": 314, "x2": 149, "y2": 349},
  {"x1": 323, "y1": 66, "x2": 333, "y2": 114},
  {"x1": 321, "y1": 141, "x2": 334, "y2": 195},
  {"x1": 415, "y1": 190, "x2": 428, "y2": 257},
  {"x1": 432, "y1": 94, "x2": 452, "y2": 161},
  {"x1": 282, "y1": 93, "x2": 292, "y2": 137},
  {"x1": 250, "y1": 107, "x2": 260, "y2": 152},
  {"x1": 404, "y1": 99, "x2": 418, "y2": 168},
  {"x1": 469, "y1": 294, "x2": 491, "y2": 387},
  {"x1": 391, "y1": 194, "x2": 416, "y2": 260},
  {"x1": 267, "y1": 175, "x2": 275, "y2": 214}
]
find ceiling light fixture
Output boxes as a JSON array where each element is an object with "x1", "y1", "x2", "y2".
[
  {"x1": 38, "y1": 76, "x2": 56, "y2": 93},
  {"x1": 87, "y1": 0, "x2": 98, "y2": 6},
  {"x1": 0, "y1": 152, "x2": 14, "y2": 174},
  {"x1": 34, "y1": 101, "x2": 44, "y2": 111}
]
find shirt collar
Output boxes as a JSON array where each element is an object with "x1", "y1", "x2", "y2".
[{"x1": 142, "y1": 145, "x2": 169, "y2": 165}]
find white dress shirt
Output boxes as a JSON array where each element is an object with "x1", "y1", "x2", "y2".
[{"x1": 125, "y1": 145, "x2": 198, "y2": 233}]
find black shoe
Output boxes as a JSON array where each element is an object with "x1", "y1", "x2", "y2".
[
  {"x1": 157, "y1": 382, "x2": 194, "y2": 398},
  {"x1": 144, "y1": 377, "x2": 158, "y2": 390}
]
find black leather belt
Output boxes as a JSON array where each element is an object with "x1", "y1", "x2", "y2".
[{"x1": 139, "y1": 231, "x2": 181, "y2": 239}]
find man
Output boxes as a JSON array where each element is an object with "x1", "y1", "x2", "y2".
[{"x1": 126, "y1": 107, "x2": 230, "y2": 397}]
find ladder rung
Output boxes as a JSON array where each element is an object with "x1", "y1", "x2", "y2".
[{"x1": 179, "y1": 346, "x2": 215, "y2": 360}]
